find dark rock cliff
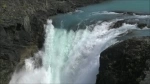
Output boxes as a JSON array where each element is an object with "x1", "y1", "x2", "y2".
[
  {"x1": 96, "y1": 37, "x2": 150, "y2": 84},
  {"x1": 0, "y1": 0, "x2": 108, "y2": 84}
]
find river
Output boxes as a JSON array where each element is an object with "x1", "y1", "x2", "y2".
[{"x1": 9, "y1": 0, "x2": 150, "y2": 84}]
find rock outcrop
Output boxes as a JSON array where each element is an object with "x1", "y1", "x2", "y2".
[
  {"x1": 96, "y1": 37, "x2": 150, "y2": 84},
  {"x1": 110, "y1": 19, "x2": 150, "y2": 29}
]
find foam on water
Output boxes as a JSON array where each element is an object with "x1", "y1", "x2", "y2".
[
  {"x1": 91, "y1": 11, "x2": 121, "y2": 16},
  {"x1": 10, "y1": 19, "x2": 139, "y2": 84}
]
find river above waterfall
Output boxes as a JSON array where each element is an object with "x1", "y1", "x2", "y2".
[
  {"x1": 51, "y1": 0, "x2": 149, "y2": 29},
  {"x1": 9, "y1": 0, "x2": 150, "y2": 84}
]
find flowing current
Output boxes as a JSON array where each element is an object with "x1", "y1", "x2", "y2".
[
  {"x1": 9, "y1": 0, "x2": 150, "y2": 83},
  {"x1": 9, "y1": 17, "x2": 147, "y2": 84}
]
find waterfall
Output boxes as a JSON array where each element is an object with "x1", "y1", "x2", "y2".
[{"x1": 9, "y1": 19, "x2": 139, "y2": 84}]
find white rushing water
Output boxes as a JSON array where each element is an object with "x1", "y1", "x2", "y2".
[{"x1": 10, "y1": 19, "x2": 138, "y2": 84}]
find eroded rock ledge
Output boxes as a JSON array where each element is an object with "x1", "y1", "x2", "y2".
[{"x1": 96, "y1": 37, "x2": 150, "y2": 84}]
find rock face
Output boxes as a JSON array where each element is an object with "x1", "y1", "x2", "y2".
[
  {"x1": 110, "y1": 19, "x2": 150, "y2": 29},
  {"x1": 0, "y1": 0, "x2": 108, "y2": 84},
  {"x1": 0, "y1": 12, "x2": 45, "y2": 83},
  {"x1": 96, "y1": 37, "x2": 150, "y2": 84}
]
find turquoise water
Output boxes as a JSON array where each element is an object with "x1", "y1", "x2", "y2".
[
  {"x1": 51, "y1": 0, "x2": 150, "y2": 30},
  {"x1": 81, "y1": 0, "x2": 150, "y2": 13},
  {"x1": 10, "y1": 0, "x2": 150, "y2": 84}
]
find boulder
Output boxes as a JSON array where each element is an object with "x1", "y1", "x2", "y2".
[{"x1": 96, "y1": 37, "x2": 150, "y2": 84}]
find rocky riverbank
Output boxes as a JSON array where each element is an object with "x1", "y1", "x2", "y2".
[
  {"x1": 96, "y1": 36, "x2": 150, "y2": 84},
  {"x1": 0, "y1": 0, "x2": 108, "y2": 83}
]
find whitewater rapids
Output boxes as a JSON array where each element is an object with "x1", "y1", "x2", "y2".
[{"x1": 9, "y1": 19, "x2": 139, "y2": 84}]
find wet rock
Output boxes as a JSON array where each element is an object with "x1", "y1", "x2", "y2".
[
  {"x1": 137, "y1": 24, "x2": 147, "y2": 29},
  {"x1": 96, "y1": 37, "x2": 150, "y2": 84},
  {"x1": 111, "y1": 20, "x2": 125, "y2": 28},
  {"x1": 110, "y1": 19, "x2": 150, "y2": 29}
]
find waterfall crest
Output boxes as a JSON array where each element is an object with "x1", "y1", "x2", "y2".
[{"x1": 9, "y1": 19, "x2": 142, "y2": 84}]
